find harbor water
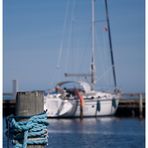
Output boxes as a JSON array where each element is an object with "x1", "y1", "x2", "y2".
[{"x1": 3, "y1": 117, "x2": 145, "y2": 148}]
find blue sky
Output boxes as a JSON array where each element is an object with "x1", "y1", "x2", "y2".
[{"x1": 3, "y1": 0, "x2": 145, "y2": 93}]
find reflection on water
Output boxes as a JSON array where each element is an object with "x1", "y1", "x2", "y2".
[
  {"x1": 3, "y1": 117, "x2": 145, "y2": 148},
  {"x1": 47, "y1": 117, "x2": 144, "y2": 148}
]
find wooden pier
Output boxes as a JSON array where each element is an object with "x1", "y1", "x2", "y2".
[
  {"x1": 3, "y1": 80, "x2": 144, "y2": 118},
  {"x1": 3, "y1": 94, "x2": 145, "y2": 118},
  {"x1": 115, "y1": 97, "x2": 145, "y2": 118}
]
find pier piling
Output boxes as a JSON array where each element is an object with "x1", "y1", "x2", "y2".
[
  {"x1": 12, "y1": 80, "x2": 18, "y2": 100},
  {"x1": 139, "y1": 94, "x2": 143, "y2": 119},
  {"x1": 16, "y1": 91, "x2": 45, "y2": 148}
]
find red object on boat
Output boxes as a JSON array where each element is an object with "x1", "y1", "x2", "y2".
[{"x1": 75, "y1": 90, "x2": 84, "y2": 107}]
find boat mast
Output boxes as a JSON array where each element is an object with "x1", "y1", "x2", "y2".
[
  {"x1": 104, "y1": 0, "x2": 117, "y2": 90},
  {"x1": 91, "y1": 0, "x2": 96, "y2": 89}
]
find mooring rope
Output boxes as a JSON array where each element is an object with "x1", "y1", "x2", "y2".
[{"x1": 6, "y1": 111, "x2": 49, "y2": 148}]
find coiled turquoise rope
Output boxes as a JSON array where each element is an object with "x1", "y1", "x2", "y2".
[{"x1": 6, "y1": 111, "x2": 49, "y2": 148}]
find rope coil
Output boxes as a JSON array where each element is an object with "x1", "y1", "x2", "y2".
[{"x1": 6, "y1": 111, "x2": 49, "y2": 148}]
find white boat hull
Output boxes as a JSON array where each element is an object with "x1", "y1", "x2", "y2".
[
  {"x1": 74, "y1": 99, "x2": 119, "y2": 117},
  {"x1": 44, "y1": 97, "x2": 119, "y2": 118},
  {"x1": 44, "y1": 81, "x2": 120, "y2": 118}
]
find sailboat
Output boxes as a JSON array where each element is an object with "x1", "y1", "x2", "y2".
[{"x1": 44, "y1": 0, "x2": 121, "y2": 118}]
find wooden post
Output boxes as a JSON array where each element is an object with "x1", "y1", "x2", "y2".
[
  {"x1": 139, "y1": 93, "x2": 143, "y2": 119},
  {"x1": 16, "y1": 91, "x2": 45, "y2": 148},
  {"x1": 12, "y1": 80, "x2": 18, "y2": 100}
]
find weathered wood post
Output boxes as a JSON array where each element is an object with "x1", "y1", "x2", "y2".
[
  {"x1": 16, "y1": 91, "x2": 45, "y2": 148},
  {"x1": 139, "y1": 93, "x2": 143, "y2": 119},
  {"x1": 12, "y1": 80, "x2": 18, "y2": 99}
]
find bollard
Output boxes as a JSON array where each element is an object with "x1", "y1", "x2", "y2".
[
  {"x1": 139, "y1": 94, "x2": 143, "y2": 119},
  {"x1": 16, "y1": 91, "x2": 44, "y2": 116},
  {"x1": 16, "y1": 91, "x2": 45, "y2": 148}
]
